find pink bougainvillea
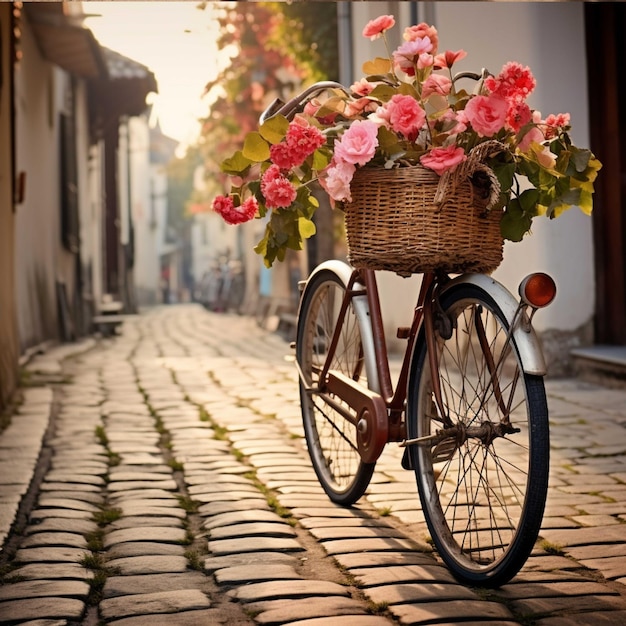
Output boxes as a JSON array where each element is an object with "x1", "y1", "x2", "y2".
[
  {"x1": 212, "y1": 195, "x2": 258, "y2": 225},
  {"x1": 261, "y1": 165, "x2": 297, "y2": 208}
]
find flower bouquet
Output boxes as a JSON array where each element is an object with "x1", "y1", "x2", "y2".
[{"x1": 213, "y1": 15, "x2": 601, "y2": 272}]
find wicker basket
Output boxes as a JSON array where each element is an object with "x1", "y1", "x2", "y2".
[{"x1": 342, "y1": 142, "x2": 505, "y2": 276}]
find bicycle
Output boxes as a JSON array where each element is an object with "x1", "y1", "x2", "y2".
[{"x1": 262, "y1": 82, "x2": 557, "y2": 588}]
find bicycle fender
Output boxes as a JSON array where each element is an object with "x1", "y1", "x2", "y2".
[
  {"x1": 299, "y1": 261, "x2": 381, "y2": 393},
  {"x1": 441, "y1": 273, "x2": 547, "y2": 376}
]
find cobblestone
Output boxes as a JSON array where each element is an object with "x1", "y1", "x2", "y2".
[{"x1": 1, "y1": 305, "x2": 626, "y2": 625}]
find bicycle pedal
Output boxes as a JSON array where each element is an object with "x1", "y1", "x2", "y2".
[{"x1": 431, "y1": 438, "x2": 457, "y2": 463}]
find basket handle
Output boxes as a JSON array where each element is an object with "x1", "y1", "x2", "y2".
[{"x1": 433, "y1": 140, "x2": 504, "y2": 209}]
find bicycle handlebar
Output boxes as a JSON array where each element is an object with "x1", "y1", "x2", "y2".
[
  {"x1": 260, "y1": 81, "x2": 349, "y2": 124},
  {"x1": 259, "y1": 69, "x2": 490, "y2": 125}
]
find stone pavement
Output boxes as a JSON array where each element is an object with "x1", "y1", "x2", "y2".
[{"x1": 1, "y1": 303, "x2": 626, "y2": 625}]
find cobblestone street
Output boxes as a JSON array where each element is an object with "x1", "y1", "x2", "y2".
[{"x1": 2, "y1": 304, "x2": 626, "y2": 625}]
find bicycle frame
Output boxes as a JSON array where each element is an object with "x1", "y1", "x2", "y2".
[
  {"x1": 301, "y1": 263, "x2": 551, "y2": 464},
  {"x1": 312, "y1": 267, "x2": 435, "y2": 454}
]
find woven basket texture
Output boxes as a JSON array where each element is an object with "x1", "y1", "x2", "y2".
[{"x1": 343, "y1": 164, "x2": 503, "y2": 276}]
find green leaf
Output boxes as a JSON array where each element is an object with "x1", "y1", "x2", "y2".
[
  {"x1": 501, "y1": 198, "x2": 532, "y2": 242},
  {"x1": 242, "y1": 132, "x2": 270, "y2": 162},
  {"x1": 362, "y1": 57, "x2": 391, "y2": 76},
  {"x1": 570, "y1": 147, "x2": 592, "y2": 173},
  {"x1": 537, "y1": 167, "x2": 557, "y2": 190},
  {"x1": 316, "y1": 96, "x2": 346, "y2": 117},
  {"x1": 397, "y1": 82, "x2": 419, "y2": 99},
  {"x1": 254, "y1": 229, "x2": 269, "y2": 257},
  {"x1": 221, "y1": 151, "x2": 253, "y2": 175},
  {"x1": 260, "y1": 115, "x2": 289, "y2": 145},
  {"x1": 368, "y1": 84, "x2": 397, "y2": 102},
  {"x1": 378, "y1": 126, "x2": 403, "y2": 154},
  {"x1": 298, "y1": 217, "x2": 316, "y2": 239},
  {"x1": 492, "y1": 162, "x2": 516, "y2": 193},
  {"x1": 312, "y1": 149, "x2": 331, "y2": 171},
  {"x1": 518, "y1": 188, "x2": 540, "y2": 216}
]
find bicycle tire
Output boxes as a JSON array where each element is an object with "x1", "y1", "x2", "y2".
[
  {"x1": 407, "y1": 282, "x2": 549, "y2": 587},
  {"x1": 296, "y1": 267, "x2": 376, "y2": 505}
]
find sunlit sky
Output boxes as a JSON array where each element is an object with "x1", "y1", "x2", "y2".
[{"x1": 85, "y1": 2, "x2": 228, "y2": 147}]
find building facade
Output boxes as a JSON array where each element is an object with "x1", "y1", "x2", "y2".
[{"x1": 0, "y1": 2, "x2": 158, "y2": 411}]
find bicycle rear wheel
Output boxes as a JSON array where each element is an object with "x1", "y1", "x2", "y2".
[
  {"x1": 407, "y1": 283, "x2": 549, "y2": 587},
  {"x1": 296, "y1": 267, "x2": 376, "y2": 505}
]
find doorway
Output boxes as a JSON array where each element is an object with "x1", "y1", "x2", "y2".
[{"x1": 585, "y1": 3, "x2": 626, "y2": 345}]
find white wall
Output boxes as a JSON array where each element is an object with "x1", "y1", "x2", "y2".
[
  {"x1": 434, "y1": 1, "x2": 593, "y2": 335},
  {"x1": 13, "y1": 18, "x2": 84, "y2": 348},
  {"x1": 128, "y1": 116, "x2": 161, "y2": 306},
  {"x1": 349, "y1": 2, "x2": 594, "y2": 352},
  {"x1": 86, "y1": 141, "x2": 105, "y2": 309}
]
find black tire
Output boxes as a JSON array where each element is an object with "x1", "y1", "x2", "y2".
[
  {"x1": 296, "y1": 268, "x2": 376, "y2": 505},
  {"x1": 407, "y1": 283, "x2": 549, "y2": 587}
]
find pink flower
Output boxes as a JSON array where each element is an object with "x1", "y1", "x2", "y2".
[
  {"x1": 344, "y1": 97, "x2": 378, "y2": 118},
  {"x1": 383, "y1": 94, "x2": 426, "y2": 142},
  {"x1": 517, "y1": 111, "x2": 545, "y2": 152},
  {"x1": 269, "y1": 120, "x2": 325, "y2": 170},
  {"x1": 417, "y1": 53, "x2": 434, "y2": 70},
  {"x1": 485, "y1": 62, "x2": 536, "y2": 102},
  {"x1": 505, "y1": 101, "x2": 532, "y2": 133},
  {"x1": 545, "y1": 112, "x2": 570, "y2": 128},
  {"x1": 350, "y1": 78, "x2": 375, "y2": 97},
  {"x1": 393, "y1": 39, "x2": 433, "y2": 76},
  {"x1": 403, "y1": 23, "x2": 439, "y2": 52},
  {"x1": 320, "y1": 160, "x2": 356, "y2": 202},
  {"x1": 334, "y1": 120, "x2": 379, "y2": 167},
  {"x1": 261, "y1": 164, "x2": 297, "y2": 208},
  {"x1": 422, "y1": 74, "x2": 452, "y2": 99},
  {"x1": 212, "y1": 195, "x2": 258, "y2": 225},
  {"x1": 434, "y1": 49, "x2": 467, "y2": 69},
  {"x1": 287, "y1": 121, "x2": 325, "y2": 161},
  {"x1": 420, "y1": 145, "x2": 467, "y2": 175},
  {"x1": 362, "y1": 15, "x2": 395, "y2": 40},
  {"x1": 464, "y1": 95, "x2": 508, "y2": 137},
  {"x1": 270, "y1": 142, "x2": 296, "y2": 170},
  {"x1": 543, "y1": 112, "x2": 570, "y2": 139},
  {"x1": 239, "y1": 197, "x2": 259, "y2": 221},
  {"x1": 518, "y1": 129, "x2": 545, "y2": 153}
]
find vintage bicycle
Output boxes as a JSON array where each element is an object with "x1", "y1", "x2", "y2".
[{"x1": 262, "y1": 82, "x2": 557, "y2": 588}]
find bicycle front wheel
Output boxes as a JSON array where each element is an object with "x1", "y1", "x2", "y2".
[
  {"x1": 407, "y1": 283, "x2": 549, "y2": 587},
  {"x1": 296, "y1": 268, "x2": 376, "y2": 505}
]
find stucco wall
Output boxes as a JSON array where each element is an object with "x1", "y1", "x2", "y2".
[
  {"x1": 13, "y1": 15, "x2": 83, "y2": 349},
  {"x1": 13, "y1": 20, "x2": 60, "y2": 349}
]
